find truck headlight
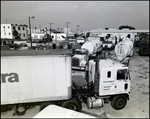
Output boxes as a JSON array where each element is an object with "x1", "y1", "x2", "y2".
[{"x1": 81, "y1": 63, "x2": 85, "y2": 66}]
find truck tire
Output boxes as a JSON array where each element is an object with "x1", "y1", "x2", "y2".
[
  {"x1": 39, "y1": 101, "x2": 57, "y2": 111},
  {"x1": 111, "y1": 95, "x2": 127, "y2": 110},
  {"x1": 61, "y1": 99, "x2": 82, "y2": 112}
]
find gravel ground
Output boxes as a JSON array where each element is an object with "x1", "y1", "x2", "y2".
[{"x1": 1, "y1": 47, "x2": 149, "y2": 118}]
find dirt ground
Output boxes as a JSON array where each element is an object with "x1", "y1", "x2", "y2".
[{"x1": 1, "y1": 47, "x2": 149, "y2": 118}]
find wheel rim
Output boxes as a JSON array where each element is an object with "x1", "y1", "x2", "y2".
[
  {"x1": 116, "y1": 99, "x2": 125, "y2": 108},
  {"x1": 66, "y1": 104, "x2": 77, "y2": 110}
]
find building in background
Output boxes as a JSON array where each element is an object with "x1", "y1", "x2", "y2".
[
  {"x1": 50, "y1": 33, "x2": 66, "y2": 42},
  {"x1": 31, "y1": 33, "x2": 44, "y2": 40},
  {"x1": 1, "y1": 24, "x2": 28, "y2": 40},
  {"x1": 1, "y1": 24, "x2": 13, "y2": 39},
  {"x1": 1, "y1": 24, "x2": 28, "y2": 45},
  {"x1": 64, "y1": 27, "x2": 74, "y2": 39}
]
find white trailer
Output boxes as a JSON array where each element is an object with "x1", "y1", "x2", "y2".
[{"x1": 1, "y1": 50, "x2": 72, "y2": 105}]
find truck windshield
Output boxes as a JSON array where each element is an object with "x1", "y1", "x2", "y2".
[
  {"x1": 117, "y1": 69, "x2": 128, "y2": 80},
  {"x1": 103, "y1": 41, "x2": 112, "y2": 44},
  {"x1": 74, "y1": 50, "x2": 87, "y2": 55}
]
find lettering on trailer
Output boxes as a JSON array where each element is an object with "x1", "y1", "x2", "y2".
[
  {"x1": 103, "y1": 80, "x2": 114, "y2": 83},
  {"x1": 103, "y1": 85, "x2": 115, "y2": 91},
  {"x1": 104, "y1": 86, "x2": 111, "y2": 90},
  {"x1": 1, "y1": 73, "x2": 19, "y2": 83},
  {"x1": 103, "y1": 80, "x2": 115, "y2": 90}
]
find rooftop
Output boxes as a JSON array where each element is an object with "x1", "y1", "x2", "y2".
[{"x1": 99, "y1": 59, "x2": 127, "y2": 70}]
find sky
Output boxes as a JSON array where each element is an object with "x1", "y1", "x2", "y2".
[{"x1": 1, "y1": 1, "x2": 149, "y2": 32}]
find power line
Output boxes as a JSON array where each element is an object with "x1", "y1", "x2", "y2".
[
  {"x1": 15, "y1": 18, "x2": 28, "y2": 24},
  {"x1": 32, "y1": 19, "x2": 65, "y2": 26},
  {"x1": 61, "y1": 23, "x2": 68, "y2": 28},
  {"x1": 1, "y1": 18, "x2": 29, "y2": 24},
  {"x1": 1, "y1": 18, "x2": 25, "y2": 22},
  {"x1": 1, "y1": 18, "x2": 70, "y2": 30},
  {"x1": 1, "y1": 18, "x2": 65, "y2": 25},
  {"x1": 32, "y1": 19, "x2": 49, "y2": 24}
]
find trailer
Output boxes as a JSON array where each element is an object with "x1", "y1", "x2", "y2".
[{"x1": 1, "y1": 49, "x2": 73, "y2": 115}]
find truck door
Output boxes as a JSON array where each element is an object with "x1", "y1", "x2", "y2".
[{"x1": 115, "y1": 69, "x2": 131, "y2": 93}]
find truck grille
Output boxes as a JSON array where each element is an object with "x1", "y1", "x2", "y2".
[{"x1": 72, "y1": 58, "x2": 79, "y2": 67}]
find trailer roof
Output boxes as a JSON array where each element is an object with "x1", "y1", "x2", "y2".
[{"x1": 1, "y1": 49, "x2": 71, "y2": 57}]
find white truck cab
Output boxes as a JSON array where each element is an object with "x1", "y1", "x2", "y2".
[
  {"x1": 88, "y1": 59, "x2": 131, "y2": 110},
  {"x1": 72, "y1": 49, "x2": 88, "y2": 70},
  {"x1": 89, "y1": 59, "x2": 131, "y2": 95},
  {"x1": 72, "y1": 39, "x2": 102, "y2": 71}
]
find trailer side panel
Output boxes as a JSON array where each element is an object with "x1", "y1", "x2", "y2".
[{"x1": 1, "y1": 50, "x2": 72, "y2": 105}]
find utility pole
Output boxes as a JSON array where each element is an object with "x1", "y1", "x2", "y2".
[
  {"x1": 29, "y1": 17, "x2": 32, "y2": 48},
  {"x1": 49, "y1": 23, "x2": 53, "y2": 35},
  {"x1": 66, "y1": 22, "x2": 70, "y2": 41},
  {"x1": 39, "y1": 24, "x2": 41, "y2": 32},
  {"x1": 28, "y1": 16, "x2": 35, "y2": 49}
]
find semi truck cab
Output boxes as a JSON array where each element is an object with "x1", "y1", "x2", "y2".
[
  {"x1": 72, "y1": 39, "x2": 102, "y2": 71},
  {"x1": 88, "y1": 59, "x2": 131, "y2": 109},
  {"x1": 72, "y1": 49, "x2": 88, "y2": 70},
  {"x1": 89, "y1": 59, "x2": 131, "y2": 95}
]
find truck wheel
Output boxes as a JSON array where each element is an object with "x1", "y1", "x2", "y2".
[
  {"x1": 111, "y1": 95, "x2": 127, "y2": 110},
  {"x1": 61, "y1": 99, "x2": 82, "y2": 112},
  {"x1": 39, "y1": 101, "x2": 57, "y2": 111}
]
